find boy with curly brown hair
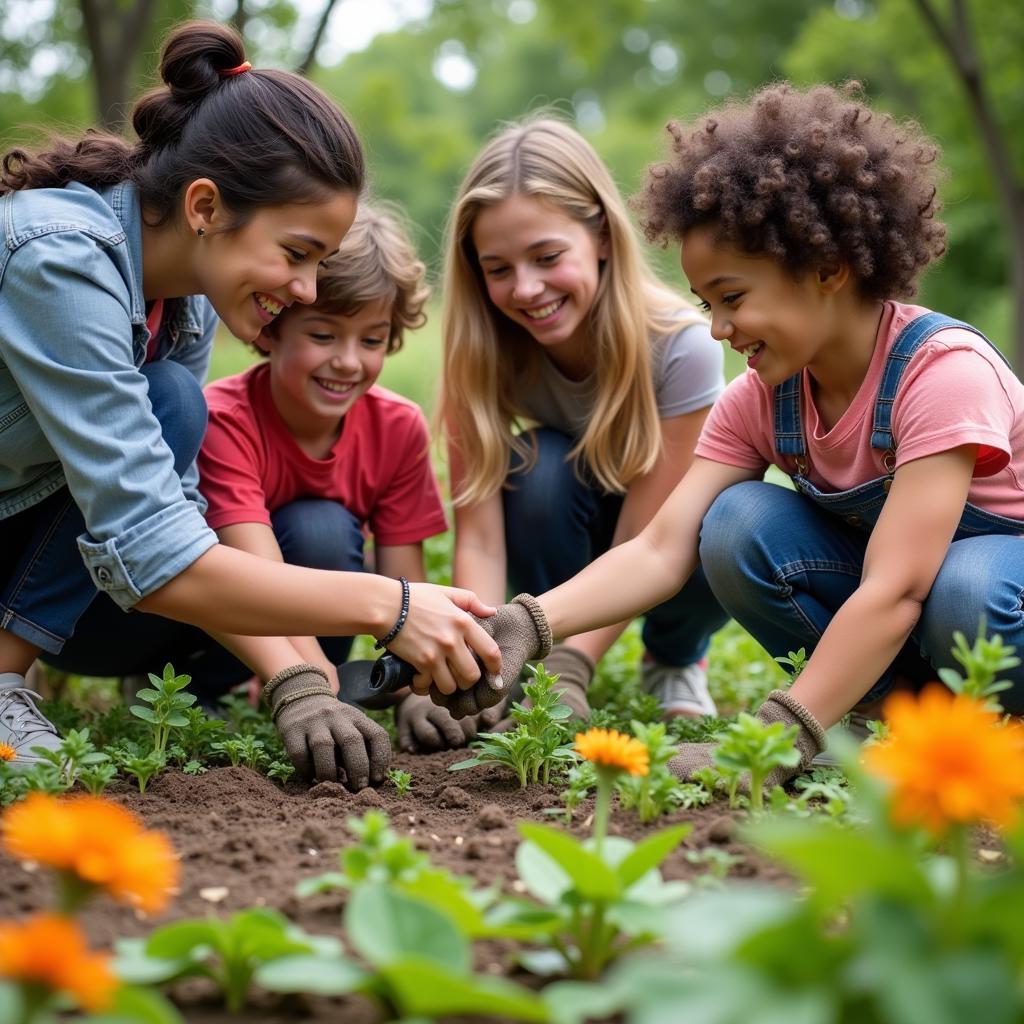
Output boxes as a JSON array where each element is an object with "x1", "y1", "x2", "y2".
[{"x1": 433, "y1": 83, "x2": 1024, "y2": 789}]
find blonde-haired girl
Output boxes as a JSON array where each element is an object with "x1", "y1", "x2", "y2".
[{"x1": 440, "y1": 116, "x2": 727, "y2": 720}]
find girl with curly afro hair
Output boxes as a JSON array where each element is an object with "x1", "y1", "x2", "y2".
[{"x1": 449, "y1": 83, "x2": 1024, "y2": 792}]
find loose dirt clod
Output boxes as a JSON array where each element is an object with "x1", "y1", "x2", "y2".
[
  {"x1": 473, "y1": 803, "x2": 506, "y2": 830},
  {"x1": 436, "y1": 785, "x2": 474, "y2": 809}
]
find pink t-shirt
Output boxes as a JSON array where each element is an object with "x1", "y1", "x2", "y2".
[
  {"x1": 199, "y1": 363, "x2": 448, "y2": 546},
  {"x1": 695, "y1": 301, "x2": 1024, "y2": 519}
]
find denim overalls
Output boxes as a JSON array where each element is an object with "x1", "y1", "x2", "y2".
[{"x1": 699, "y1": 313, "x2": 1024, "y2": 712}]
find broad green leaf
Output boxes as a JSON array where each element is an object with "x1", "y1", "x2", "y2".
[
  {"x1": 346, "y1": 884, "x2": 469, "y2": 972},
  {"x1": 750, "y1": 817, "x2": 932, "y2": 908},
  {"x1": 145, "y1": 921, "x2": 220, "y2": 960},
  {"x1": 113, "y1": 938, "x2": 197, "y2": 985},
  {"x1": 135, "y1": 689, "x2": 162, "y2": 702},
  {"x1": 87, "y1": 984, "x2": 185, "y2": 1024},
  {"x1": 616, "y1": 824, "x2": 691, "y2": 888},
  {"x1": 255, "y1": 953, "x2": 370, "y2": 995},
  {"x1": 129, "y1": 707, "x2": 159, "y2": 724},
  {"x1": 381, "y1": 955, "x2": 550, "y2": 1021},
  {"x1": 518, "y1": 823, "x2": 621, "y2": 900},
  {"x1": 516, "y1": 837, "x2": 572, "y2": 904},
  {"x1": 295, "y1": 871, "x2": 348, "y2": 897},
  {"x1": 447, "y1": 757, "x2": 483, "y2": 771}
]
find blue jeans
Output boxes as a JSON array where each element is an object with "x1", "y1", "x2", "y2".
[
  {"x1": 45, "y1": 498, "x2": 366, "y2": 703},
  {"x1": 0, "y1": 361, "x2": 207, "y2": 654},
  {"x1": 699, "y1": 481, "x2": 1024, "y2": 714},
  {"x1": 504, "y1": 428, "x2": 728, "y2": 666}
]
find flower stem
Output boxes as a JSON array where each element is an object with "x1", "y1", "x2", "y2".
[
  {"x1": 946, "y1": 824, "x2": 970, "y2": 944},
  {"x1": 592, "y1": 771, "x2": 613, "y2": 856}
]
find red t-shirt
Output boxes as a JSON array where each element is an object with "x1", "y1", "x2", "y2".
[{"x1": 199, "y1": 363, "x2": 447, "y2": 546}]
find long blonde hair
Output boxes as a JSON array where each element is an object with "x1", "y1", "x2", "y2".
[{"x1": 440, "y1": 116, "x2": 704, "y2": 506}]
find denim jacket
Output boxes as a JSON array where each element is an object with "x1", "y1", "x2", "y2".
[{"x1": 0, "y1": 180, "x2": 218, "y2": 609}]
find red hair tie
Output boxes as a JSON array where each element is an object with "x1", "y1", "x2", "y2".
[{"x1": 220, "y1": 61, "x2": 252, "y2": 77}]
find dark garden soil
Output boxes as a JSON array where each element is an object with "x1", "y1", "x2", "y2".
[{"x1": 0, "y1": 752, "x2": 792, "y2": 1023}]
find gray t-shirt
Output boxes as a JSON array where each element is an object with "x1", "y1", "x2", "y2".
[{"x1": 517, "y1": 321, "x2": 724, "y2": 437}]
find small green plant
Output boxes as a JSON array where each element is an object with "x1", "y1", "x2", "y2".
[
  {"x1": 267, "y1": 760, "x2": 295, "y2": 785},
  {"x1": 30, "y1": 727, "x2": 109, "y2": 790},
  {"x1": 775, "y1": 647, "x2": 809, "y2": 679},
  {"x1": 939, "y1": 618, "x2": 1018, "y2": 712},
  {"x1": 114, "y1": 907, "x2": 340, "y2": 1013},
  {"x1": 555, "y1": 760, "x2": 597, "y2": 824},
  {"x1": 685, "y1": 846, "x2": 744, "y2": 886},
  {"x1": 182, "y1": 759, "x2": 208, "y2": 776},
  {"x1": 115, "y1": 749, "x2": 166, "y2": 794},
  {"x1": 450, "y1": 664, "x2": 577, "y2": 787},
  {"x1": 211, "y1": 737, "x2": 247, "y2": 768},
  {"x1": 297, "y1": 811, "x2": 429, "y2": 896},
  {"x1": 386, "y1": 767, "x2": 412, "y2": 797},
  {"x1": 78, "y1": 761, "x2": 118, "y2": 796},
  {"x1": 615, "y1": 721, "x2": 690, "y2": 823},
  {"x1": 713, "y1": 713, "x2": 800, "y2": 812},
  {"x1": 130, "y1": 663, "x2": 196, "y2": 756},
  {"x1": 177, "y1": 706, "x2": 227, "y2": 763}
]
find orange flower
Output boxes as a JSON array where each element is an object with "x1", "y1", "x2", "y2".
[
  {"x1": 864, "y1": 684, "x2": 1024, "y2": 836},
  {"x1": 0, "y1": 743, "x2": 15, "y2": 762},
  {"x1": 0, "y1": 913, "x2": 117, "y2": 1011},
  {"x1": 575, "y1": 728, "x2": 649, "y2": 777},
  {"x1": 2, "y1": 793, "x2": 178, "y2": 914}
]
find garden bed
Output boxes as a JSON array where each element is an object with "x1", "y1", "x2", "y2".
[{"x1": 0, "y1": 752, "x2": 789, "y2": 1023}]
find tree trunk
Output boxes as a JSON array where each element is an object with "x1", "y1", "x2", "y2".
[
  {"x1": 79, "y1": 0, "x2": 160, "y2": 131},
  {"x1": 296, "y1": 0, "x2": 343, "y2": 75},
  {"x1": 910, "y1": 0, "x2": 1024, "y2": 367}
]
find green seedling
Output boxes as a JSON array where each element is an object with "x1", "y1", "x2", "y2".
[
  {"x1": 386, "y1": 767, "x2": 412, "y2": 797},
  {"x1": 258, "y1": 885, "x2": 550, "y2": 1022},
  {"x1": 297, "y1": 810, "x2": 428, "y2": 896},
  {"x1": 0, "y1": 761, "x2": 64, "y2": 806},
  {"x1": 775, "y1": 647, "x2": 809, "y2": 679},
  {"x1": 212, "y1": 735, "x2": 267, "y2": 770},
  {"x1": 713, "y1": 712, "x2": 800, "y2": 812},
  {"x1": 615, "y1": 721, "x2": 690, "y2": 823},
  {"x1": 685, "y1": 846, "x2": 744, "y2": 887},
  {"x1": 512, "y1": 819, "x2": 691, "y2": 980},
  {"x1": 31, "y1": 727, "x2": 109, "y2": 790},
  {"x1": 450, "y1": 665, "x2": 577, "y2": 787},
  {"x1": 116, "y1": 749, "x2": 166, "y2": 794},
  {"x1": 939, "y1": 618, "x2": 1018, "y2": 712},
  {"x1": 182, "y1": 760, "x2": 208, "y2": 776},
  {"x1": 130, "y1": 663, "x2": 196, "y2": 756},
  {"x1": 78, "y1": 761, "x2": 118, "y2": 796},
  {"x1": 177, "y1": 707, "x2": 227, "y2": 764},
  {"x1": 267, "y1": 760, "x2": 295, "y2": 785},
  {"x1": 556, "y1": 760, "x2": 596, "y2": 824},
  {"x1": 114, "y1": 907, "x2": 340, "y2": 1013}
]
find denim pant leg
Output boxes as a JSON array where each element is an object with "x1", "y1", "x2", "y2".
[
  {"x1": 503, "y1": 428, "x2": 727, "y2": 665},
  {"x1": 699, "y1": 480, "x2": 932, "y2": 703},
  {"x1": 917, "y1": 535, "x2": 1024, "y2": 715},
  {"x1": 4, "y1": 361, "x2": 207, "y2": 656}
]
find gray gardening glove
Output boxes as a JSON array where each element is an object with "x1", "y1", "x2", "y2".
[
  {"x1": 430, "y1": 594, "x2": 553, "y2": 720},
  {"x1": 265, "y1": 664, "x2": 391, "y2": 788},
  {"x1": 667, "y1": 688, "x2": 827, "y2": 791},
  {"x1": 494, "y1": 645, "x2": 594, "y2": 732},
  {"x1": 395, "y1": 692, "x2": 504, "y2": 753}
]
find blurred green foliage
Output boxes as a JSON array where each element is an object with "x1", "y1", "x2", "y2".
[{"x1": 1, "y1": 0, "x2": 1020, "y2": 353}]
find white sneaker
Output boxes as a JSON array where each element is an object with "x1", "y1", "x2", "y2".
[
  {"x1": 640, "y1": 658, "x2": 717, "y2": 718},
  {"x1": 0, "y1": 673, "x2": 63, "y2": 766}
]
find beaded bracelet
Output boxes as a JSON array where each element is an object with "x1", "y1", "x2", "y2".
[{"x1": 375, "y1": 575, "x2": 410, "y2": 650}]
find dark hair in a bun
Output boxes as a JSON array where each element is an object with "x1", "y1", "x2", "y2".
[{"x1": 2, "y1": 20, "x2": 364, "y2": 226}]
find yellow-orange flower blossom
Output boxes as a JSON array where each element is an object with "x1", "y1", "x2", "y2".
[
  {"x1": 0, "y1": 913, "x2": 117, "y2": 1011},
  {"x1": 575, "y1": 727, "x2": 649, "y2": 777},
  {"x1": 1, "y1": 793, "x2": 178, "y2": 914},
  {"x1": 0, "y1": 742, "x2": 15, "y2": 763},
  {"x1": 864, "y1": 684, "x2": 1024, "y2": 836}
]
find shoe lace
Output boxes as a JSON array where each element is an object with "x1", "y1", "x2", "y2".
[{"x1": 0, "y1": 687, "x2": 57, "y2": 737}]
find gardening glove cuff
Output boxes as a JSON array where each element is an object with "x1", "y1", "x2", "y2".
[
  {"x1": 757, "y1": 688, "x2": 827, "y2": 788},
  {"x1": 431, "y1": 593, "x2": 553, "y2": 719},
  {"x1": 266, "y1": 664, "x2": 391, "y2": 788},
  {"x1": 667, "y1": 690, "x2": 827, "y2": 791}
]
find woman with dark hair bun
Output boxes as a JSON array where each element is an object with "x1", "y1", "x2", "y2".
[{"x1": 0, "y1": 21, "x2": 500, "y2": 783}]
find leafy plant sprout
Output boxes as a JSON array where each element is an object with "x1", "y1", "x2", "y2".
[
  {"x1": 387, "y1": 768, "x2": 412, "y2": 797},
  {"x1": 129, "y1": 663, "x2": 196, "y2": 756},
  {"x1": 939, "y1": 617, "x2": 1018, "y2": 712},
  {"x1": 713, "y1": 714, "x2": 800, "y2": 813}
]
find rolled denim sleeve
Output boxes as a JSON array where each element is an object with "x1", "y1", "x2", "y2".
[
  {"x1": 170, "y1": 301, "x2": 218, "y2": 516},
  {"x1": 0, "y1": 232, "x2": 216, "y2": 608}
]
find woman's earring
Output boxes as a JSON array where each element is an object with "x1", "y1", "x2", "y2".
[{"x1": 196, "y1": 227, "x2": 205, "y2": 238}]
